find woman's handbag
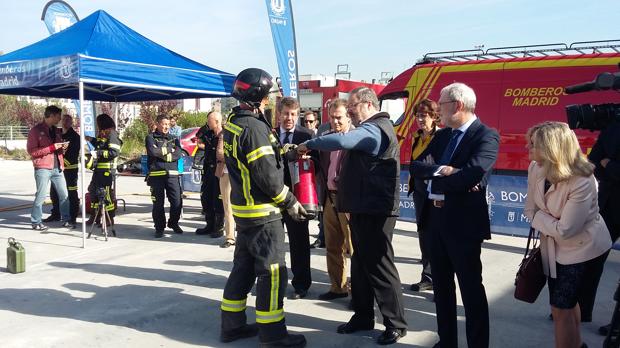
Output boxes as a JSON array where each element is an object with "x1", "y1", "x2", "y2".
[{"x1": 514, "y1": 227, "x2": 547, "y2": 303}]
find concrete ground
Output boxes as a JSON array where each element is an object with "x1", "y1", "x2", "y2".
[{"x1": 0, "y1": 159, "x2": 618, "y2": 348}]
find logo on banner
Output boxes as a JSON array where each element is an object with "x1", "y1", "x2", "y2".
[
  {"x1": 58, "y1": 57, "x2": 73, "y2": 80},
  {"x1": 270, "y1": 0, "x2": 285, "y2": 17}
]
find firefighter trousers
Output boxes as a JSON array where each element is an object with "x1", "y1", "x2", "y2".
[
  {"x1": 221, "y1": 219, "x2": 288, "y2": 342},
  {"x1": 88, "y1": 171, "x2": 115, "y2": 218},
  {"x1": 148, "y1": 175, "x2": 182, "y2": 231},
  {"x1": 50, "y1": 169, "x2": 79, "y2": 221}
]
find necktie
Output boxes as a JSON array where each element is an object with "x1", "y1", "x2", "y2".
[
  {"x1": 283, "y1": 131, "x2": 292, "y2": 145},
  {"x1": 438, "y1": 129, "x2": 463, "y2": 165}
]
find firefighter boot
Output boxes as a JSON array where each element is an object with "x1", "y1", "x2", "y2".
[
  {"x1": 220, "y1": 323, "x2": 259, "y2": 343},
  {"x1": 210, "y1": 213, "x2": 225, "y2": 238},
  {"x1": 259, "y1": 333, "x2": 307, "y2": 348}
]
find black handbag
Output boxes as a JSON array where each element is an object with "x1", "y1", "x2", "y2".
[{"x1": 514, "y1": 227, "x2": 547, "y2": 303}]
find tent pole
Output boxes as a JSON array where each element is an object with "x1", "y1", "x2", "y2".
[
  {"x1": 114, "y1": 101, "x2": 118, "y2": 126},
  {"x1": 79, "y1": 81, "x2": 86, "y2": 248}
]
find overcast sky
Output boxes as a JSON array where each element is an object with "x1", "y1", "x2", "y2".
[{"x1": 1, "y1": 1, "x2": 618, "y2": 82}]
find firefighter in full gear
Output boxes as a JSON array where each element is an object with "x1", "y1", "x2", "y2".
[
  {"x1": 145, "y1": 114, "x2": 184, "y2": 238},
  {"x1": 85, "y1": 113, "x2": 122, "y2": 226},
  {"x1": 48, "y1": 114, "x2": 80, "y2": 224},
  {"x1": 219, "y1": 68, "x2": 308, "y2": 348},
  {"x1": 195, "y1": 117, "x2": 225, "y2": 237}
]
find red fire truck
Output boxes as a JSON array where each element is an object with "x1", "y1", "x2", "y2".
[{"x1": 378, "y1": 40, "x2": 620, "y2": 236}]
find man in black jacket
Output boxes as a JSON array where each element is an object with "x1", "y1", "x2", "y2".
[
  {"x1": 277, "y1": 96, "x2": 314, "y2": 300},
  {"x1": 588, "y1": 121, "x2": 620, "y2": 335},
  {"x1": 145, "y1": 114, "x2": 183, "y2": 238},
  {"x1": 298, "y1": 87, "x2": 407, "y2": 345},
  {"x1": 410, "y1": 82, "x2": 499, "y2": 348}
]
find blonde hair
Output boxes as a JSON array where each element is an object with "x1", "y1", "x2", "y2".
[{"x1": 529, "y1": 121, "x2": 594, "y2": 183}]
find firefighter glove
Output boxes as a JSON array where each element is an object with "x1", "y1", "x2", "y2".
[
  {"x1": 287, "y1": 200, "x2": 308, "y2": 222},
  {"x1": 282, "y1": 143, "x2": 299, "y2": 161}
]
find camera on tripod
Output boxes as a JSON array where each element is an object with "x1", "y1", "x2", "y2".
[
  {"x1": 95, "y1": 187, "x2": 109, "y2": 205},
  {"x1": 565, "y1": 69, "x2": 620, "y2": 131}
]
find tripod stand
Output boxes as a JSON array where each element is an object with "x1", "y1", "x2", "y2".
[{"x1": 87, "y1": 189, "x2": 116, "y2": 241}]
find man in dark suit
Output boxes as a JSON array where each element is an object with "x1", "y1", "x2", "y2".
[
  {"x1": 587, "y1": 121, "x2": 620, "y2": 335},
  {"x1": 410, "y1": 82, "x2": 499, "y2": 348},
  {"x1": 277, "y1": 96, "x2": 314, "y2": 300}
]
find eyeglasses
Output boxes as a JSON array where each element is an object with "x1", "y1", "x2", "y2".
[
  {"x1": 438, "y1": 100, "x2": 455, "y2": 106},
  {"x1": 415, "y1": 112, "x2": 433, "y2": 118},
  {"x1": 348, "y1": 101, "x2": 366, "y2": 108},
  {"x1": 303, "y1": 119, "x2": 316, "y2": 124}
]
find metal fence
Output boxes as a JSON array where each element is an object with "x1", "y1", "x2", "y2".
[{"x1": 0, "y1": 126, "x2": 30, "y2": 140}]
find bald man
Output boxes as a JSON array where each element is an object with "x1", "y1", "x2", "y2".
[{"x1": 195, "y1": 111, "x2": 225, "y2": 237}]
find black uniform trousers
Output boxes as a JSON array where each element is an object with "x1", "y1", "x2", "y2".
[
  {"x1": 283, "y1": 214, "x2": 311, "y2": 292},
  {"x1": 201, "y1": 166, "x2": 223, "y2": 218},
  {"x1": 426, "y1": 203, "x2": 489, "y2": 348},
  {"x1": 148, "y1": 176, "x2": 182, "y2": 231},
  {"x1": 221, "y1": 219, "x2": 288, "y2": 342},
  {"x1": 50, "y1": 169, "x2": 79, "y2": 221},
  {"x1": 417, "y1": 224, "x2": 433, "y2": 282},
  {"x1": 348, "y1": 213, "x2": 407, "y2": 330},
  {"x1": 88, "y1": 171, "x2": 116, "y2": 217}
]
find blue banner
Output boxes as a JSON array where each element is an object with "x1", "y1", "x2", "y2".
[
  {"x1": 41, "y1": 1, "x2": 94, "y2": 137},
  {"x1": 41, "y1": 1, "x2": 78, "y2": 34},
  {"x1": 0, "y1": 56, "x2": 78, "y2": 88},
  {"x1": 397, "y1": 170, "x2": 530, "y2": 237},
  {"x1": 265, "y1": 0, "x2": 299, "y2": 98}
]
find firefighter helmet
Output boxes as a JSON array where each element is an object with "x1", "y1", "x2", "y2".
[{"x1": 232, "y1": 68, "x2": 274, "y2": 107}]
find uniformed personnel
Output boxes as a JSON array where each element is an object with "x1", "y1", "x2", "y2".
[
  {"x1": 219, "y1": 68, "x2": 308, "y2": 348},
  {"x1": 145, "y1": 114, "x2": 184, "y2": 238}
]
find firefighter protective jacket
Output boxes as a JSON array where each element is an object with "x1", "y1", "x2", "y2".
[
  {"x1": 223, "y1": 107, "x2": 296, "y2": 229},
  {"x1": 86, "y1": 129, "x2": 122, "y2": 173},
  {"x1": 145, "y1": 131, "x2": 182, "y2": 177},
  {"x1": 62, "y1": 127, "x2": 80, "y2": 170}
]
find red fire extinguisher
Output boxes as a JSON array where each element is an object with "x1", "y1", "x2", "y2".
[{"x1": 290, "y1": 158, "x2": 318, "y2": 219}]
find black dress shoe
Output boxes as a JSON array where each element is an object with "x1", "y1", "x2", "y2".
[
  {"x1": 309, "y1": 238, "x2": 325, "y2": 249},
  {"x1": 377, "y1": 328, "x2": 406, "y2": 345},
  {"x1": 154, "y1": 230, "x2": 164, "y2": 238},
  {"x1": 410, "y1": 280, "x2": 433, "y2": 292},
  {"x1": 43, "y1": 215, "x2": 60, "y2": 222},
  {"x1": 290, "y1": 289, "x2": 308, "y2": 300},
  {"x1": 336, "y1": 319, "x2": 374, "y2": 334},
  {"x1": 259, "y1": 333, "x2": 306, "y2": 348},
  {"x1": 220, "y1": 323, "x2": 259, "y2": 343},
  {"x1": 318, "y1": 291, "x2": 348, "y2": 301},
  {"x1": 167, "y1": 223, "x2": 183, "y2": 234}
]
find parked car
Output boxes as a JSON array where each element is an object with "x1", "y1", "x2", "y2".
[{"x1": 179, "y1": 127, "x2": 199, "y2": 156}]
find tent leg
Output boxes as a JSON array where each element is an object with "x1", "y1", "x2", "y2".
[{"x1": 79, "y1": 81, "x2": 86, "y2": 249}]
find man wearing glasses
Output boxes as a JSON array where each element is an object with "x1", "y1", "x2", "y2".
[
  {"x1": 302, "y1": 111, "x2": 318, "y2": 135},
  {"x1": 297, "y1": 87, "x2": 407, "y2": 345}
]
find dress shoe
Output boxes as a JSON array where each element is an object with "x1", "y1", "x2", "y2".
[
  {"x1": 195, "y1": 227, "x2": 208, "y2": 235},
  {"x1": 43, "y1": 215, "x2": 60, "y2": 222},
  {"x1": 337, "y1": 319, "x2": 374, "y2": 334},
  {"x1": 289, "y1": 289, "x2": 308, "y2": 300},
  {"x1": 309, "y1": 238, "x2": 325, "y2": 249},
  {"x1": 210, "y1": 230, "x2": 224, "y2": 238},
  {"x1": 154, "y1": 230, "x2": 164, "y2": 238},
  {"x1": 220, "y1": 239, "x2": 235, "y2": 248},
  {"x1": 599, "y1": 323, "x2": 611, "y2": 336},
  {"x1": 32, "y1": 223, "x2": 49, "y2": 231},
  {"x1": 220, "y1": 323, "x2": 258, "y2": 343},
  {"x1": 377, "y1": 328, "x2": 406, "y2": 345},
  {"x1": 167, "y1": 223, "x2": 183, "y2": 234},
  {"x1": 259, "y1": 333, "x2": 306, "y2": 348},
  {"x1": 61, "y1": 221, "x2": 76, "y2": 229},
  {"x1": 318, "y1": 291, "x2": 348, "y2": 301},
  {"x1": 410, "y1": 280, "x2": 433, "y2": 292}
]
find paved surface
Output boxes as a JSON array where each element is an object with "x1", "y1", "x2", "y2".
[{"x1": 0, "y1": 159, "x2": 618, "y2": 348}]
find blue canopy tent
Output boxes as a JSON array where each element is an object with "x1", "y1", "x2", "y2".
[{"x1": 0, "y1": 10, "x2": 235, "y2": 247}]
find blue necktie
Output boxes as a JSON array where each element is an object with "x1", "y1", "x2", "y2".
[
  {"x1": 283, "y1": 131, "x2": 292, "y2": 145},
  {"x1": 438, "y1": 129, "x2": 463, "y2": 165}
]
